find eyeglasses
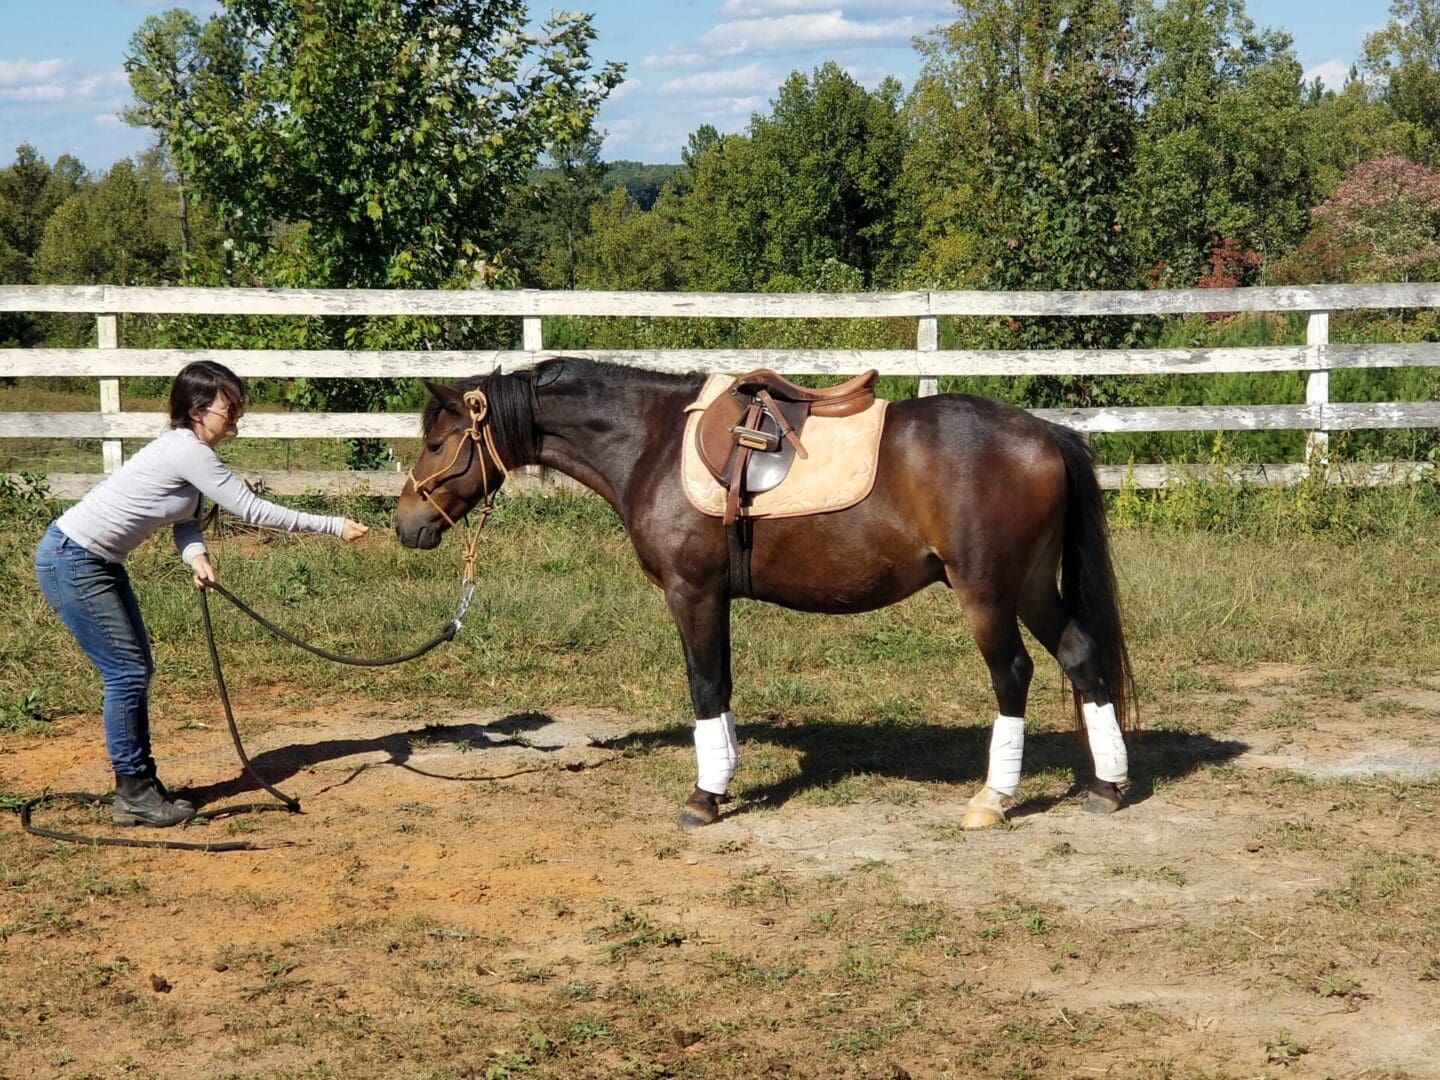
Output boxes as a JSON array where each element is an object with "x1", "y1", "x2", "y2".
[{"x1": 203, "y1": 406, "x2": 245, "y2": 423}]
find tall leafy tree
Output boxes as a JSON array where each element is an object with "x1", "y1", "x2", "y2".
[
  {"x1": 123, "y1": 9, "x2": 244, "y2": 265},
  {"x1": 0, "y1": 145, "x2": 83, "y2": 276},
  {"x1": 1363, "y1": 0, "x2": 1440, "y2": 149},
  {"x1": 172, "y1": 0, "x2": 623, "y2": 291},
  {"x1": 1133, "y1": 0, "x2": 1316, "y2": 284},
  {"x1": 675, "y1": 64, "x2": 912, "y2": 290},
  {"x1": 914, "y1": 0, "x2": 1143, "y2": 353},
  {"x1": 0, "y1": 146, "x2": 84, "y2": 348},
  {"x1": 135, "y1": 0, "x2": 622, "y2": 464},
  {"x1": 514, "y1": 129, "x2": 607, "y2": 288}
]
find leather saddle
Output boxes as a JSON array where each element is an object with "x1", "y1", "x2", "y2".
[
  {"x1": 695, "y1": 369, "x2": 878, "y2": 498},
  {"x1": 692, "y1": 368, "x2": 879, "y2": 596}
]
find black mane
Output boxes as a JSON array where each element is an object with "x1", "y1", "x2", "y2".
[{"x1": 421, "y1": 359, "x2": 701, "y2": 468}]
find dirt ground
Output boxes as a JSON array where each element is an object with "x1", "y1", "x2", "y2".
[{"x1": 3, "y1": 664, "x2": 1439, "y2": 1079}]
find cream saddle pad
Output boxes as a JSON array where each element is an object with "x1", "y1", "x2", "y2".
[{"x1": 680, "y1": 374, "x2": 889, "y2": 518}]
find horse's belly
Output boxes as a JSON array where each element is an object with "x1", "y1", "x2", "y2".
[{"x1": 748, "y1": 548, "x2": 941, "y2": 614}]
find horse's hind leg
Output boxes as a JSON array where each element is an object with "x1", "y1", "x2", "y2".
[
  {"x1": 951, "y1": 586, "x2": 1034, "y2": 830},
  {"x1": 1019, "y1": 584, "x2": 1129, "y2": 815}
]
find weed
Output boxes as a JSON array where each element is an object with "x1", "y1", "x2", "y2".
[
  {"x1": 588, "y1": 910, "x2": 688, "y2": 963},
  {"x1": 1, "y1": 689, "x2": 49, "y2": 734},
  {"x1": 1264, "y1": 1029, "x2": 1309, "y2": 1065}
]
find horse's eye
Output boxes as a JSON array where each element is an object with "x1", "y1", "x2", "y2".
[{"x1": 426, "y1": 442, "x2": 443, "y2": 454}]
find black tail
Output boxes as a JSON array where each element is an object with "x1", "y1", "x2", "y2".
[{"x1": 1046, "y1": 422, "x2": 1136, "y2": 731}]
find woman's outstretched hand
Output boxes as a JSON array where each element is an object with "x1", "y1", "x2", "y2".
[
  {"x1": 341, "y1": 519, "x2": 369, "y2": 542},
  {"x1": 192, "y1": 553, "x2": 217, "y2": 590}
]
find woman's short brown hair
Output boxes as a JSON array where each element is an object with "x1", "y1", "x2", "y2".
[{"x1": 168, "y1": 361, "x2": 248, "y2": 430}]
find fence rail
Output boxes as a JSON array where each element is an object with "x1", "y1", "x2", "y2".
[{"x1": 3, "y1": 284, "x2": 1438, "y2": 496}]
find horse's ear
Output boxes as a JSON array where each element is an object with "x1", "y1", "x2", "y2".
[
  {"x1": 533, "y1": 358, "x2": 565, "y2": 388},
  {"x1": 422, "y1": 379, "x2": 460, "y2": 405}
]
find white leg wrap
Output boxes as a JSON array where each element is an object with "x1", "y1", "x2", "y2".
[
  {"x1": 985, "y1": 714, "x2": 1026, "y2": 797},
  {"x1": 693, "y1": 711, "x2": 738, "y2": 796},
  {"x1": 1083, "y1": 701, "x2": 1128, "y2": 784}
]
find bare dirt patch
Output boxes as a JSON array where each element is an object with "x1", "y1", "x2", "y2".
[{"x1": 3, "y1": 674, "x2": 1439, "y2": 1079}]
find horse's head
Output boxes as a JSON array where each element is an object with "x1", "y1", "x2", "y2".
[{"x1": 395, "y1": 378, "x2": 509, "y2": 550}]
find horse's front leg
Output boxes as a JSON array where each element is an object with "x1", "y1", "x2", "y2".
[{"x1": 662, "y1": 579, "x2": 734, "y2": 829}]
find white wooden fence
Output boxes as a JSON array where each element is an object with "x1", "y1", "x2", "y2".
[{"x1": 2, "y1": 283, "x2": 1438, "y2": 498}]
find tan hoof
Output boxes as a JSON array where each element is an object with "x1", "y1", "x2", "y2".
[{"x1": 961, "y1": 786, "x2": 1008, "y2": 830}]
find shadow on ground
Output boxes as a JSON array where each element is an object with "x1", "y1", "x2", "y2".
[
  {"x1": 597, "y1": 719, "x2": 1246, "y2": 818},
  {"x1": 181, "y1": 708, "x2": 1245, "y2": 820},
  {"x1": 180, "y1": 711, "x2": 566, "y2": 807}
]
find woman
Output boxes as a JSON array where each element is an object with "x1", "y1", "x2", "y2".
[{"x1": 33, "y1": 360, "x2": 369, "y2": 828}]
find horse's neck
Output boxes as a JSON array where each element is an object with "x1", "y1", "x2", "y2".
[{"x1": 533, "y1": 375, "x2": 696, "y2": 509}]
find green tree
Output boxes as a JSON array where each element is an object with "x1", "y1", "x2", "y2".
[
  {"x1": 1362, "y1": 0, "x2": 1440, "y2": 148},
  {"x1": 673, "y1": 64, "x2": 912, "y2": 290},
  {"x1": 903, "y1": 33, "x2": 991, "y2": 286},
  {"x1": 0, "y1": 145, "x2": 83, "y2": 275},
  {"x1": 35, "y1": 156, "x2": 179, "y2": 287},
  {"x1": 519, "y1": 128, "x2": 607, "y2": 288},
  {"x1": 175, "y1": 0, "x2": 623, "y2": 290},
  {"x1": 0, "y1": 146, "x2": 84, "y2": 349},
  {"x1": 1133, "y1": 0, "x2": 1316, "y2": 284},
  {"x1": 578, "y1": 186, "x2": 681, "y2": 291},
  {"x1": 1304, "y1": 75, "x2": 1433, "y2": 193},
  {"x1": 146, "y1": 0, "x2": 622, "y2": 464},
  {"x1": 602, "y1": 160, "x2": 680, "y2": 210},
  {"x1": 123, "y1": 8, "x2": 244, "y2": 265}
]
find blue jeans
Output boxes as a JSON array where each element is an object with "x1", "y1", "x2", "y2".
[{"x1": 34, "y1": 523, "x2": 157, "y2": 777}]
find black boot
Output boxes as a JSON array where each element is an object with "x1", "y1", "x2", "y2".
[
  {"x1": 112, "y1": 773, "x2": 195, "y2": 828},
  {"x1": 150, "y1": 775, "x2": 195, "y2": 815}
]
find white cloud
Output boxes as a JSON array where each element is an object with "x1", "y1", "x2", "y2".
[
  {"x1": 693, "y1": 95, "x2": 767, "y2": 120},
  {"x1": 659, "y1": 63, "x2": 776, "y2": 95},
  {"x1": 606, "y1": 77, "x2": 644, "y2": 103},
  {"x1": 639, "y1": 49, "x2": 708, "y2": 70},
  {"x1": 1304, "y1": 59, "x2": 1352, "y2": 91},
  {"x1": 699, "y1": 13, "x2": 931, "y2": 55},
  {"x1": 720, "y1": 0, "x2": 949, "y2": 15},
  {"x1": 0, "y1": 68, "x2": 127, "y2": 104},
  {"x1": 0, "y1": 58, "x2": 70, "y2": 85}
]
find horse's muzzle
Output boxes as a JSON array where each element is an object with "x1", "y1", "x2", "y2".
[{"x1": 395, "y1": 520, "x2": 443, "y2": 550}]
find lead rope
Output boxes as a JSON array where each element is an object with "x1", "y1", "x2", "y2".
[{"x1": 17, "y1": 400, "x2": 504, "y2": 851}]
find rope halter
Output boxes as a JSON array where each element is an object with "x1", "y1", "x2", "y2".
[{"x1": 407, "y1": 388, "x2": 509, "y2": 586}]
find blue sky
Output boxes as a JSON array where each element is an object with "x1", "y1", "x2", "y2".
[{"x1": 0, "y1": 0, "x2": 1393, "y2": 170}]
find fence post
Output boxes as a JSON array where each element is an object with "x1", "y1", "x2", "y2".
[
  {"x1": 917, "y1": 315, "x2": 938, "y2": 398},
  {"x1": 1306, "y1": 311, "x2": 1330, "y2": 469},
  {"x1": 97, "y1": 314, "x2": 122, "y2": 473},
  {"x1": 522, "y1": 315, "x2": 548, "y2": 488}
]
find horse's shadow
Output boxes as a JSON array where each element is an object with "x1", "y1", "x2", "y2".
[
  {"x1": 595, "y1": 718, "x2": 1247, "y2": 819},
  {"x1": 182, "y1": 709, "x2": 1245, "y2": 819}
]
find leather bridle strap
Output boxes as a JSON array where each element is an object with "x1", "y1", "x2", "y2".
[{"x1": 408, "y1": 390, "x2": 508, "y2": 584}]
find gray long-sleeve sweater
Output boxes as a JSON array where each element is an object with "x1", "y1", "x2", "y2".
[{"x1": 56, "y1": 428, "x2": 344, "y2": 565}]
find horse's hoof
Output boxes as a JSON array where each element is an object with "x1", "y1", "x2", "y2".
[
  {"x1": 1084, "y1": 780, "x2": 1125, "y2": 815},
  {"x1": 676, "y1": 788, "x2": 724, "y2": 831},
  {"x1": 960, "y1": 786, "x2": 1007, "y2": 830}
]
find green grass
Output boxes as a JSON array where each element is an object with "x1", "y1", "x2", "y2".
[{"x1": 2, "y1": 478, "x2": 1439, "y2": 732}]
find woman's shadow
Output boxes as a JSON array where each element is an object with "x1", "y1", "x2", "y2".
[{"x1": 181, "y1": 710, "x2": 570, "y2": 807}]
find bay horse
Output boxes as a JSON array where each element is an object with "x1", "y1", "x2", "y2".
[{"x1": 394, "y1": 359, "x2": 1134, "y2": 829}]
